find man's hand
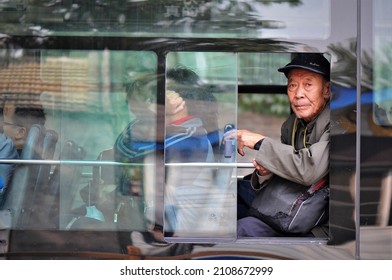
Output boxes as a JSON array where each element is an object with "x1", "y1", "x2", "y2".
[
  {"x1": 236, "y1": 129, "x2": 265, "y2": 156},
  {"x1": 166, "y1": 90, "x2": 186, "y2": 115},
  {"x1": 252, "y1": 158, "x2": 271, "y2": 176},
  {"x1": 224, "y1": 129, "x2": 270, "y2": 174}
]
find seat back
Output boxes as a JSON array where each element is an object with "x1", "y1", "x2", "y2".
[
  {"x1": 47, "y1": 140, "x2": 85, "y2": 229},
  {"x1": 93, "y1": 148, "x2": 116, "y2": 186},
  {"x1": 27, "y1": 129, "x2": 59, "y2": 228},
  {"x1": 34, "y1": 129, "x2": 59, "y2": 191},
  {"x1": 2, "y1": 124, "x2": 45, "y2": 229},
  {"x1": 67, "y1": 148, "x2": 149, "y2": 232},
  {"x1": 77, "y1": 148, "x2": 116, "y2": 217}
]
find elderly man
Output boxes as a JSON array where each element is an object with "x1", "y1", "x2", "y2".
[{"x1": 235, "y1": 53, "x2": 331, "y2": 237}]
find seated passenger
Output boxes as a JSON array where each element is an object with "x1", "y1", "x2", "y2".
[
  {"x1": 2, "y1": 96, "x2": 46, "y2": 156},
  {"x1": 232, "y1": 53, "x2": 331, "y2": 237}
]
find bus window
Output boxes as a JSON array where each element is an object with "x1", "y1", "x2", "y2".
[
  {"x1": 361, "y1": 0, "x2": 392, "y2": 242},
  {"x1": 162, "y1": 52, "x2": 330, "y2": 242},
  {"x1": 373, "y1": 1, "x2": 392, "y2": 127},
  {"x1": 1, "y1": 50, "x2": 163, "y2": 233}
]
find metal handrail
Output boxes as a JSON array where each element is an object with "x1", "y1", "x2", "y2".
[{"x1": 0, "y1": 159, "x2": 254, "y2": 168}]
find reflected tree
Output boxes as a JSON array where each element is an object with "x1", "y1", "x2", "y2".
[
  {"x1": 328, "y1": 38, "x2": 392, "y2": 131},
  {"x1": 0, "y1": 0, "x2": 302, "y2": 35},
  {"x1": 328, "y1": 40, "x2": 372, "y2": 92}
]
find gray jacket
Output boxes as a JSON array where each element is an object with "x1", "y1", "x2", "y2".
[{"x1": 251, "y1": 103, "x2": 330, "y2": 189}]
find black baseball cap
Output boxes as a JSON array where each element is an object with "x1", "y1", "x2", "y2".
[{"x1": 278, "y1": 53, "x2": 330, "y2": 80}]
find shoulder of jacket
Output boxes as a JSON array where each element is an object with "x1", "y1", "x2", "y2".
[{"x1": 282, "y1": 114, "x2": 297, "y2": 129}]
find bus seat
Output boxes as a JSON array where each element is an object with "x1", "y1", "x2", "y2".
[
  {"x1": 93, "y1": 148, "x2": 116, "y2": 186},
  {"x1": 35, "y1": 129, "x2": 59, "y2": 188},
  {"x1": 71, "y1": 149, "x2": 116, "y2": 221},
  {"x1": 77, "y1": 148, "x2": 116, "y2": 210},
  {"x1": 66, "y1": 148, "x2": 117, "y2": 230},
  {"x1": 2, "y1": 124, "x2": 45, "y2": 229},
  {"x1": 46, "y1": 140, "x2": 86, "y2": 229},
  {"x1": 28, "y1": 129, "x2": 59, "y2": 228},
  {"x1": 67, "y1": 148, "x2": 149, "y2": 232}
]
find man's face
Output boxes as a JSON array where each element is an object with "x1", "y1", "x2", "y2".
[
  {"x1": 127, "y1": 79, "x2": 157, "y2": 118},
  {"x1": 287, "y1": 68, "x2": 330, "y2": 122},
  {"x1": 2, "y1": 101, "x2": 25, "y2": 148}
]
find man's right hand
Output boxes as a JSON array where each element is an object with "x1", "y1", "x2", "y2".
[
  {"x1": 252, "y1": 158, "x2": 271, "y2": 176},
  {"x1": 166, "y1": 90, "x2": 186, "y2": 115},
  {"x1": 236, "y1": 129, "x2": 265, "y2": 156}
]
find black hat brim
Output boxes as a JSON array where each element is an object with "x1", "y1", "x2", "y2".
[{"x1": 278, "y1": 65, "x2": 329, "y2": 78}]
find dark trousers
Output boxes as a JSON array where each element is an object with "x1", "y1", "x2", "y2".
[
  {"x1": 237, "y1": 216, "x2": 286, "y2": 237},
  {"x1": 237, "y1": 175, "x2": 256, "y2": 219},
  {"x1": 237, "y1": 177, "x2": 279, "y2": 237}
]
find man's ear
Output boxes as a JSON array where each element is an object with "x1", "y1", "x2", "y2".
[
  {"x1": 323, "y1": 81, "x2": 331, "y2": 100},
  {"x1": 15, "y1": 127, "x2": 27, "y2": 140}
]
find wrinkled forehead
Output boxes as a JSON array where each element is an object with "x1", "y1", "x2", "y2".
[{"x1": 287, "y1": 68, "x2": 325, "y2": 80}]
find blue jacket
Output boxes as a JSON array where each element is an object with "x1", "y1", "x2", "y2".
[
  {"x1": 114, "y1": 116, "x2": 215, "y2": 195},
  {"x1": 0, "y1": 134, "x2": 19, "y2": 205}
]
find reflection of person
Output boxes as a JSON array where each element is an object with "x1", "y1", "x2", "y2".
[
  {"x1": 114, "y1": 72, "x2": 160, "y2": 234},
  {"x1": 166, "y1": 67, "x2": 220, "y2": 153},
  {"x1": 0, "y1": 133, "x2": 19, "y2": 206},
  {"x1": 233, "y1": 53, "x2": 331, "y2": 237},
  {"x1": 2, "y1": 97, "x2": 46, "y2": 155},
  {"x1": 164, "y1": 67, "x2": 218, "y2": 236},
  {"x1": 115, "y1": 66, "x2": 218, "y2": 253}
]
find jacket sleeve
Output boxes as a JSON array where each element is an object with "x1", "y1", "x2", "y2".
[
  {"x1": 254, "y1": 127, "x2": 329, "y2": 186},
  {"x1": 250, "y1": 168, "x2": 273, "y2": 191}
]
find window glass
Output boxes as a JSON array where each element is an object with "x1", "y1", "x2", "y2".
[
  {"x1": 373, "y1": 0, "x2": 392, "y2": 127},
  {"x1": 1, "y1": 50, "x2": 161, "y2": 232},
  {"x1": 237, "y1": 53, "x2": 290, "y2": 177},
  {"x1": 238, "y1": 53, "x2": 290, "y2": 85},
  {"x1": 237, "y1": 93, "x2": 289, "y2": 178},
  {"x1": 40, "y1": 50, "x2": 133, "y2": 161},
  {"x1": 0, "y1": 0, "x2": 330, "y2": 40},
  {"x1": 164, "y1": 52, "x2": 237, "y2": 241},
  {"x1": 365, "y1": 0, "x2": 392, "y2": 229}
]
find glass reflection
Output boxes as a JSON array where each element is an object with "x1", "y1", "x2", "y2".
[
  {"x1": 0, "y1": 0, "x2": 330, "y2": 39},
  {"x1": 164, "y1": 52, "x2": 237, "y2": 240}
]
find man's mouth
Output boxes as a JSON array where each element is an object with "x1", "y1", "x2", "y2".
[{"x1": 294, "y1": 104, "x2": 309, "y2": 110}]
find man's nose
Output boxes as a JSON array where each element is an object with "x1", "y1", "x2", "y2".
[{"x1": 294, "y1": 86, "x2": 305, "y2": 98}]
